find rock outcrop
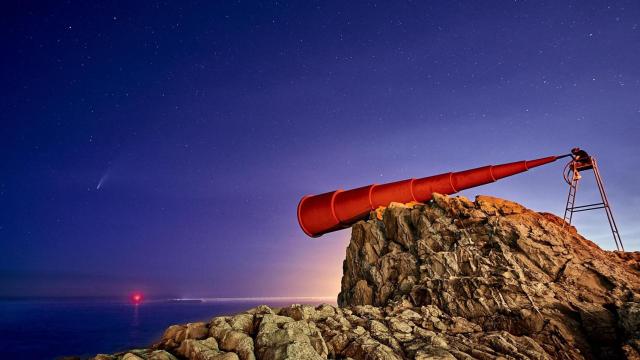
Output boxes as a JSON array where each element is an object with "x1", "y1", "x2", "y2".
[
  {"x1": 338, "y1": 194, "x2": 640, "y2": 359},
  {"x1": 92, "y1": 194, "x2": 639, "y2": 360}
]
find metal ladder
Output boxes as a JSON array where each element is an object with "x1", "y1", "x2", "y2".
[{"x1": 563, "y1": 157, "x2": 624, "y2": 251}]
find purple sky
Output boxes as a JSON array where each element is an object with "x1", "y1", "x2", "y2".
[{"x1": 1, "y1": 1, "x2": 639, "y2": 298}]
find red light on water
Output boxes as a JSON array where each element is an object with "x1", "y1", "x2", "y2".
[{"x1": 131, "y1": 293, "x2": 143, "y2": 305}]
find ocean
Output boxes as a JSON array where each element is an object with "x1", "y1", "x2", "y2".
[{"x1": 0, "y1": 297, "x2": 336, "y2": 359}]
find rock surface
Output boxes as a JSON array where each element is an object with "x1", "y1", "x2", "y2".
[
  {"x1": 339, "y1": 194, "x2": 640, "y2": 359},
  {"x1": 91, "y1": 194, "x2": 639, "y2": 360}
]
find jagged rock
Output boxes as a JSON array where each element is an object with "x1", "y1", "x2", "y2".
[
  {"x1": 121, "y1": 354, "x2": 144, "y2": 360},
  {"x1": 186, "y1": 322, "x2": 210, "y2": 340},
  {"x1": 228, "y1": 313, "x2": 255, "y2": 335},
  {"x1": 148, "y1": 350, "x2": 178, "y2": 360},
  {"x1": 278, "y1": 304, "x2": 317, "y2": 321},
  {"x1": 619, "y1": 302, "x2": 640, "y2": 338},
  {"x1": 91, "y1": 195, "x2": 639, "y2": 360},
  {"x1": 255, "y1": 314, "x2": 328, "y2": 359},
  {"x1": 218, "y1": 329, "x2": 255, "y2": 360},
  {"x1": 339, "y1": 194, "x2": 640, "y2": 359},
  {"x1": 176, "y1": 337, "x2": 240, "y2": 360},
  {"x1": 159, "y1": 325, "x2": 187, "y2": 349}
]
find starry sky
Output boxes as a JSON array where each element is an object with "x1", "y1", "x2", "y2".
[{"x1": 1, "y1": 1, "x2": 639, "y2": 298}]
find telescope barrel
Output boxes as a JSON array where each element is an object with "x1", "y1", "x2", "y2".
[{"x1": 297, "y1": 155, "x2": 558, "y2": 237}]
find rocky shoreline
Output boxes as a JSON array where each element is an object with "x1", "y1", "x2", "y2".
[{"x1": 89, "y1": 194, "x2": 639, "y2": 360}]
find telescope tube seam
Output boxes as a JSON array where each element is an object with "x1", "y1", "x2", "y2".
[
  {"x1": 368, "y1": 184, "x2": 377, "y2": 210},
  {"x1": 448, "y1": 172, "x2": 458, "y2": 193},
  {"x1": 409, "y1": 178, "x2": 417, "y2": 202},
  {"x1": 489, "y1": 166, "x2": 497, "y2": 182},
  {"x1": 330, "y1": 190, "x2": 343, "y2": 226}
]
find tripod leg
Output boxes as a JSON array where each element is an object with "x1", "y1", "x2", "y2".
[{"x1": 592, "y1": 159, "x2": 624, "y2": 251}]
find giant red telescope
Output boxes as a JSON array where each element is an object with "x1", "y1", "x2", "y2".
[{"x1": 297, "y1": 153, "x2": 568, "y2": 237}]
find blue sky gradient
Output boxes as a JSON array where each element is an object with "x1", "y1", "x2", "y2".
[{"x1": 1, "y1": 1, "x2": 638, "y2": 298}]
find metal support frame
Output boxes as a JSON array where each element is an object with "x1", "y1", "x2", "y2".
[{"x1": 563, "y1": 156, "x2": 624, "y2": 251}]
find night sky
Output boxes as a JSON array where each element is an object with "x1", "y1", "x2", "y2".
[{"x1": 2, "y1": 1, "x2": 639, "y2": 298}]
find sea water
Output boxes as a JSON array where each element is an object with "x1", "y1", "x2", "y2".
[{"x1": 0, "y1": 297, "x2": 335, "y2": 359}]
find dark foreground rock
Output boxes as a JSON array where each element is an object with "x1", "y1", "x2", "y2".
[{"x1": 92, "y1": 195, "x2": 639, "y2": 360}]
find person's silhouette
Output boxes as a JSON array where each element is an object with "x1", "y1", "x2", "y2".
[{"x1": 571, "y1": 147, "x2": 592, "y2": 168}]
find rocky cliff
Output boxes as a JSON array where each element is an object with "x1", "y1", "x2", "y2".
[
  {"x1": 91, "y1": 194, "x2": 639, "y2": 360},
  {"x1": 337, "y1": 194, "x2": 640, "y2": 359}
]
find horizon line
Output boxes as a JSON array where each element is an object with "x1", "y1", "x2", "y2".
[{"x1": 0, "y1": 295, "x2": 338, "y2": 301}]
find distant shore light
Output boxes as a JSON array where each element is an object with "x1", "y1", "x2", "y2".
[{"x1": 131, "y1": 293, "x2": 143, "y2": 305}]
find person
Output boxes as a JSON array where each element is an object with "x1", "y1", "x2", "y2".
[{"x1": 571, "y1": 147, "x2": 592, "y2": 168}]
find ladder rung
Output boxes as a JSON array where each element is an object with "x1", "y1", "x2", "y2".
[
  {"x1": 571, "y1": 202, "x2": 605, "y2": 209},
  {"x1": 571, "y1": 206, "x2": 606, "y2": 213}
]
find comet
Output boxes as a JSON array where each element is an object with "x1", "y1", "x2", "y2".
[{"x1": 96, "y1": 169, "x2": 110, "y2": 190}]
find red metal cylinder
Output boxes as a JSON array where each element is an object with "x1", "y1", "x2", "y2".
[
  {"x1": 297, "y1": 155, "x2": 559, "y2": 237},
  {"x1": 334, "y1": 185, "x2": 375, "y2": 224}
]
